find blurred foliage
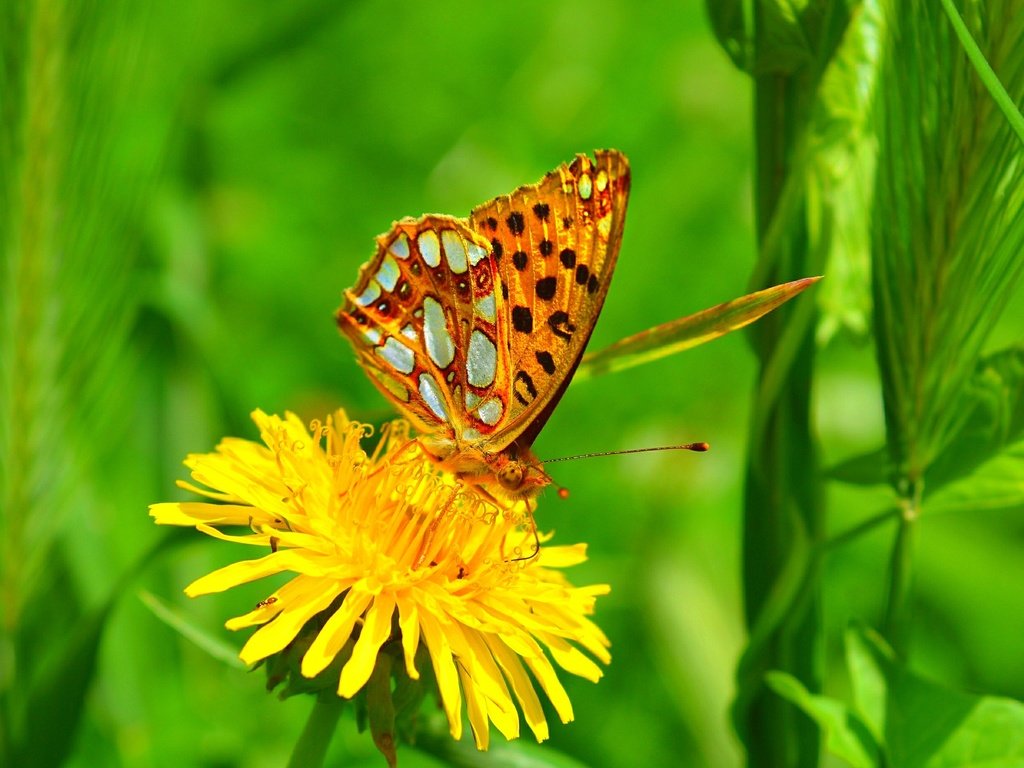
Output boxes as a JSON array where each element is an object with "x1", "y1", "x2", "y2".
[{"x1": 2, "y1": 0, "x2": 1024, "y2": 767}]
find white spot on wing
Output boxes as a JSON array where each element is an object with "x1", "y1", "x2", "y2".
[
  {"x1": 418, "y1": 230, "x2": 441, "y2": 268},
  {"x1": 441, "y1": 230, "x2": 468, "y2": 274},
  {"x1": 467, "y1": 330, "x2": 497, "y2": 387},
  {"x1": 401, "y1": 324, "x2": 417, "y2": 342},
  {"x1": 465, "y1": 390, "x2": 481, "y2": 410},
  {"x1": 423, "y1": 297, "x2": 455, "y2": 368},
  {"x1": 467, "y1": 241, "x2": 487, "y2": 266},
  {"x1": 389, "y1": 234, "x2": 410, "y2": 259},
  {"x1": 356, "y1": 281, "x2": 381, "y2": 307},
  {"x1": 419, "y1": 373, "x2": 449, "y2": 422},
  {"x1": 369, "y1": 367, "x2": 409, "y2": 402},
  {"x1": 376, "y1": 256, "x2": 400, "y2": 292},
  {"x1": 579, "y1": 174, "x2": 593, "y2": 200},
  {"x1": 362, "y1": 327, "x2": 382, "y2": 345},
  {"x1": 376, "y1": 337, "x2": 415, "y2": 374},
  {"x1": 474, "y1": 293, "x2": 496, "y2": 323},
  {"x1": 477, "y1": 398, "x2": 503, "y2": 426},
  {"x1": 462, "y1": 427, "x2": 482, "y2": 441}
]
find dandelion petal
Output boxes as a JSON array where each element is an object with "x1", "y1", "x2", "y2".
[
  {"x1": 339, "y1": 592, "x2": 397, "y2": 697},
  {"x1": 419, "y1": 613, "x2": 463, "y2": 740},
  {"x1": 302, "y1": 588, "x2": 373, "y2": 679},
  {"x1": 458, "y1": 663, "x2": 491, "y2": 750},
  {"x1": 395, "y1": 593, "x2": 421, "y2": 680},
  {"x1": 240, "y1": 580, "x2": 345, "y2": 665},
  {"x1": 522, "y1": 651, "x2": 574, "y2": 724},
  {"x1": 458, "y1": 627, "x2": 518, "y2": 739},
  {"x1": 186, "y1": 550, "x2": 313, "y2": 596},
  {"x1": 486, "y1": 635, "x2": 549, "y2": 742}
]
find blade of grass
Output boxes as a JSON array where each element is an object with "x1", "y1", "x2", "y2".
[
  {"x1": 940, "y1": 0, "x2": 1024, "y2": 145},
  {"x1": 137, "y1": 590, "x2": 246, "y2": 669},
  {"x1": 577, "y1": 277, "x2": 820, "y2": 380}
]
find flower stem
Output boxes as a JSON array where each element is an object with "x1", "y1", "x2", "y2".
[{"x1": 287, "y1": 694, "x2": 344, "y2": 768}]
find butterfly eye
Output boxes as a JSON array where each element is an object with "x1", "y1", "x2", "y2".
[{"x1": 498, "y1": 464, "x2": 524, "y2": 491}]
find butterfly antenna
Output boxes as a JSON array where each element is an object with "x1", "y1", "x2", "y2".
[{"x1": 543, "y1": 443, "x2": 710, "y2": 464}]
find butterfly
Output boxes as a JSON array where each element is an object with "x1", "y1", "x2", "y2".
[{"x1": 336, "y1": 150, "x2": 630, "y2": 500}]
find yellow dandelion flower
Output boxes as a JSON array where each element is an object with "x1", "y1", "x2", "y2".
[{"x1": 150, "y1": 408, "x2": 610, "y2": 753}]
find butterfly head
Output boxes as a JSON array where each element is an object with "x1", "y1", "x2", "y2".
[{"x1": 493, "y1": 453, "x2": 550, "y2": 501}]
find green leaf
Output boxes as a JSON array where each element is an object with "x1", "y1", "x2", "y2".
[
  {"x1": 576, "y1": 277, "x2": 820, "y2": 380},
  {"x1": 830, "y1": 347, "x2": 1024, "y2": 499},
  {"x1": 923, "y1": 441, "x2": 1024, "y2": 518},
  {"x1": 844, "y1": 627, "x2": 888, "y2": 742},
  {"x1": 925, "y1": 347, "x2": 1024, "y2": 494},
  {"x1": 846, "y1": 627, "x2": 1024, "y2": 767},
  {"x1": 766, "y1": 671, "x2": 880, "y2": 768},
  {"x1": 825, "y1": 446, "x2": 888, "y2": 486},
  {"x1": 705, "y1": 0, "x2": 752, "y2": 71},
  {"x1": 756, "y1": 0, "x2": 818, "y2": 74}
]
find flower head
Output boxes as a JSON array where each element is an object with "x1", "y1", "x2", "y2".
[{"x1": 150, "y1": 409, "x2": 610, "y2": 754}]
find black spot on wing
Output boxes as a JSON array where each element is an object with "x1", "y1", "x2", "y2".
[
  {"x1": 535, "y1": 277, "x2": 557, "y2": 300},
  {"x1": 548, "y1": 310, "x2": 575, "y2": 340},
  {"x1": 512, "y1": 306, "x2": 533, "y2": 333},
  {"x1": 513, "y1": 370, "x2": 537, "y2": 405},
  {"x1": 535, "y1": 350, "x2": 555, "y2": 375}
]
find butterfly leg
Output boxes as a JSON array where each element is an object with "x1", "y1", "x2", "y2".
[
  {"x1": 506, "y1": 511, "x2": 541, "y2": 563},
  {"x1": 412, "y1": 485, "x2": 461, "y2": 570}
]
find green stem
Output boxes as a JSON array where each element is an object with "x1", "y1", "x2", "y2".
[
  {"x1": 883, "y1": 494, "x2": 919, "y2": 656},
  {"x1": 824, "y1": 507, "x2": 900, "y2": 551},
  {"x1": 287, "y1": 694, "x2": 345, "y2": 768}
]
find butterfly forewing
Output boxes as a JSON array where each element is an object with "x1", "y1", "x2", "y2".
[{"x1": 468, "y1": 149, "x2": 630, "y2": 449}]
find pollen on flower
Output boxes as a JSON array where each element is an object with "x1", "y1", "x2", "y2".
[{"x1": 149, "y1": 408, "x2": 611, "y2": 753}]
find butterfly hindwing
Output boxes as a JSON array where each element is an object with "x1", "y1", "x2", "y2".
[
  {"x1": 336, "y1": 216, "x2": 508, "y2": 446},
  {"x1": 468, "y1": 149, "x2": 631, "y2": 449}
]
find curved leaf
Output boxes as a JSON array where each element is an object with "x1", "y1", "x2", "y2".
[{"x1": 577, "y1": 277, "x2": 820, "y2": 380}]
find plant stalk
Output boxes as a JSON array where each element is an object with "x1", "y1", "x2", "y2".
[
  {"x1": 287, "y1": 694, "x2": 345, "y2": 768},
  {"x1": 883, "y1": 493, "x2": 920, "y2": 657}
]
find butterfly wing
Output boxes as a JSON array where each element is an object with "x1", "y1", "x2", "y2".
[
  {"x1": 337, "y1": 149, "x2": 630, "y2": 469},
  {"x1": 336, "y1": 215, "x2": 506, "y2": 452},
  {"x1": 468, "y1": 149, "x2": 631, "y2": 450}
]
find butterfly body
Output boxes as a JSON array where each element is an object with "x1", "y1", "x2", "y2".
[{"x1": 337, "y1": 150, "x2": 630, "y2": 499}]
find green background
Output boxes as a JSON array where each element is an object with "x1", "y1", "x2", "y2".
[{"x1": 4, "y1": 2, "x2": 1024, "y2": 766}]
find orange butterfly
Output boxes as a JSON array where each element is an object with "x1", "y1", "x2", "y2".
[{"x1": 336, "y1": 150, "x2": 630, "y2": 499}]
